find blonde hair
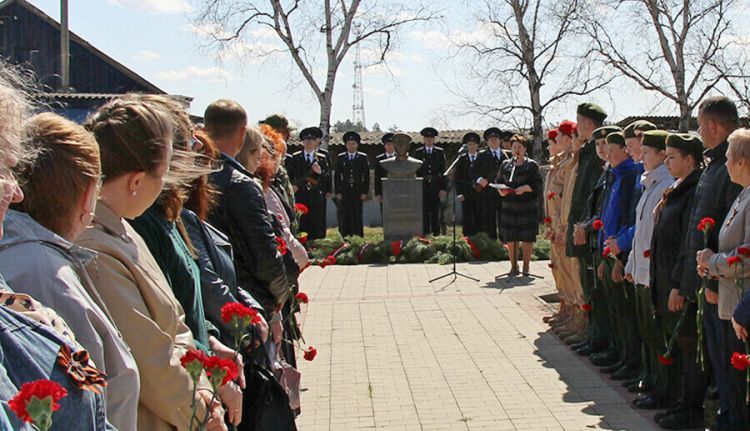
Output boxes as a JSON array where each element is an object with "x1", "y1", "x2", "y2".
[
  {"x1": 728, "y1": 128, "x2": 750, "y2": 164},
  {"x1": 236, "y1": 127, "x2": 266, "y2": 170},
  {"x1": 15, "y1": 113, "x2": 100, "y2": 235},
  {"x1": 0, "y1": 61, "x2": 37, "y2": 165}
]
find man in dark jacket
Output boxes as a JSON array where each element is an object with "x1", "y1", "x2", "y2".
[
  {"x1": 677, "y1": 96, "x2": 742, "y2": 430},
  {"x1": 287, "y1": 126, "x2": 332, "y2": 240},
  {"x1": 455, "y1": 132, "x2": 482, "y2": 235},
  {"x1": 335, "y1": 131, "x2": 370, "y2": 237},
  {"x1": 414, "y1": 127, "x2": 447, "y2": 236},
  {"x1": 473, "y1": 127, "x2": 509, "y2": 239},
  {"x1": 374, "y1": 133, "x2": 396, "y2": 203},
  {"x1": 203, "y1": 99, "x2": 289, "y2": 320}
]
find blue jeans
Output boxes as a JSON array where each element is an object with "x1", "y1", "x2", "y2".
[
  {"x1": 0, "y1": 305, "x2": 112, "y2": 430},
  {"x1": 706, "y1": 303, "x2": 731, "y2": 428}
]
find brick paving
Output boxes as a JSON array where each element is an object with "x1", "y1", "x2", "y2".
[{"x1": 295, "y1": 261, "x2": 660, "y2": 431}]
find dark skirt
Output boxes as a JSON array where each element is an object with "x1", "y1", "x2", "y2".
[{"x1": 499, "y1": 196, "x2": 539, "y2": 242}]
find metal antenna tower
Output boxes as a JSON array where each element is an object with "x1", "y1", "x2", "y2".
[{"x1": 352, "y1": 25, "x2": 366, "y2": 128}]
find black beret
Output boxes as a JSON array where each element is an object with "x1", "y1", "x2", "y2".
[
  {"x1": 381, "y1": 133, "x2": 394, "y2": 144},
  {"x1": 592, "y1": 125, "x2": 621, "y2": 141},
  {"x1": 667, "y1": 133, "x2": 704, "y2": 156},
  {"x1": 259, "y1": 114, "x2": 294, "y2": 131},
  {"x1": 623, "y1": 120, "x2": 657, "y2": 139},
  {"x1": 343, "y1": 131, "x2": 361, "y2": 144},
  {"x1": 420, "y1": 127, "x2": 438, "y2": 137},
  {"x1": 605, "y1": 131, "x2": 626, "y2": 147},
  {"x1": 577, "y1": 103, "x2": 608, "y2": 123},
  {"x1": 462, "y1": 132, "x2": 481, "y2": 144},
  {"x1": 483, "y1": 127, "x2": 502, "y2": 140},
  {"x1": 641, "y1": 130, "x2": 669, "y2": 150},
  {"x1": 299, "y1": 127, "x2": 323, "y2": 140}
]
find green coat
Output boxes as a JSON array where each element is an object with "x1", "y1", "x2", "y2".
[{"x1": 566, "y1": 139, "x2": 603, "y2": 257}]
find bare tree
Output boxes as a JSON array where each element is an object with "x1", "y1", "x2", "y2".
[
  {"x1": 453, "y1": 0, "x2": 612, "y2": 157},
  {"x1": 585, "y1": 0, "x2": 742, "y2": 132},
  {"x1": 193, "y1": 0, "x2": 436, "y2": 142}
]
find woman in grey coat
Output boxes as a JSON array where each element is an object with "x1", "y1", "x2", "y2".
[
  {"x1": 697, "y1": 128, "x2": 750, "y2": 431},
  {"x1": 0, "y1": 113, "x2": 140, "y2": 431}
]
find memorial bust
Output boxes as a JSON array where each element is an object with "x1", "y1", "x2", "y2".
[{"x1": 381, "y1": 133, "x2": 422, "y2": 178}]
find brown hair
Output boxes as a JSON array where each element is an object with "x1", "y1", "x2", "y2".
[
  {"x1": 184, "y1": 130, "x2": 219, "y2": 221},
  {"x1": 204, "y1": 99, "x2": 247, "y2": 140},
  {"x1": 84, "y1": 97, "x2": 173, "y2": 181},
  {"x1": 510, "y1": 134, "x2": 529, "y2": 148},
  {"x1": 14, "y1": 113, "x2": 100, "y2": 235},
  {"x1": 700, "y1": 96, "x2": 739, "y2": 130}
]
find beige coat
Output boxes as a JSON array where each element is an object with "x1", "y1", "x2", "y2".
[
  {"x1": 77, "y1": 202, "x2": 210, "y2": 431},
  {"x1": 555, "y1": 151, "x2": 583, "y2": 304},
  {"x1": 707, "y1": 186, "x2": 750, "y2": 320}
]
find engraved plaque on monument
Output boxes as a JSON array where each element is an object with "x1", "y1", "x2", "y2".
[{"x1": 381, "y1": 133, "x2": 423, "y2": 242}]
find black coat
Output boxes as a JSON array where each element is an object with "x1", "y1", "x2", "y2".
[
  {"x1": 414, "y1": 146, "x2": 447, "y2": 192},
  {"x1": 679, "y1": 140, "x2": 743, "y2": 297},
  {"x1": 566, "y1": 140, "x2": 604, "y2": 257},
  {"x1": 473, "y1": 148, "x2": 509, "y2": 187},
  {"x1": 335, "y1": 152, "x2": 370, "y2": 197},
  {"x1": 208, "y1": 154, "x2": 289, "y2": 312},
  {"x1": 286, "y1": 150, "x2": 332, "y2": 194},
  {"x1": 181, "y1": 208, "x2": 264, "y2": 344},
  {"x1": 455, "y1": 152, "x2": 481, "y2": 198},
  {"x1": 650, "y1": 169, "x2": 700, "y2": 315}
]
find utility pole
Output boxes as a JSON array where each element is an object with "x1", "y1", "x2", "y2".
[
  {"x1": 60, "y1": 0, "x2": 69, "y2": 91},
  {"x1": 351, "y1": 23, "x2": 365, "y2": 128}
]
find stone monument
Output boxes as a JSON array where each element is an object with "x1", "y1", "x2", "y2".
[{"x1": 381, "y1": 133, "x2": 423, "y2": 242}]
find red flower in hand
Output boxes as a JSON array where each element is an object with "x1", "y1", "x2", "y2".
[
  {"x1": 295, "y1": 292, "x2": 309, "y2": 304},
  {"x1": 592, "y1": 219, "x2": 604, "y2": 231},
  {"x1": 547, "y1": 191, "x2": 557, "y2": 200},
  {"x1": 303, "y1": 346, "x2": 318, "y2": 361},
  {"x1": 543, "y1": 217, "x2": 552, "y2": 225},
  {"x1": 9, "y1": 379, "x2": 67, "y2": 425},
  {"x1": 732, "y1": 352, "x2": 750, "y2": 371},
  {"x1": 739, "y1": 247, "x2": 750, "y2": 257},
  {"x1": 728, "y1": 256, "x2": 743, "y2": 266},
  {"x1": 294, "y1": 203, "x2": 309, "y2": 215},
  {"x1": 580, "y1": 304, "x2": 592, "y2": 312},
  {"x1": 220, "y1": 302, "x2": 261, "y2": 325},
  {"x1": 643, "y1": 249, "x2": 651, "y2": 258},
  {"x1": 602, "y1": 246, "x2": 612, "y2": 258},
  {"x1": 298, "y1": 232, "x2": 308, "y2": 246},
  {"x1": 180, "y1": 349, "x2": 208, "y2": 379},
  {"x1": 391, "y1": 240, "x2": 403, "y2": 258},
  {"x1": 697, "y1": 217, "x2": 716, "y2": 233},
  {"x1": 276, "y1": 237, "x2": 288, "y2": 255},
  {"x1": 658, "y1": 354, "x2": 674, "y2": 366},
  {"x1": 204, "y1": 355, "x2": 239, "y2": 387}
]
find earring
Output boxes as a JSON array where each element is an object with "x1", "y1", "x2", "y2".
[{"x1": 131, "y1": 190, "x2": 137, "y2": 197}]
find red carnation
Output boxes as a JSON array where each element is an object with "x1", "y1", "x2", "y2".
[
  {"x1": 220, "y1": 302, "x2": 260, "y2": 326},
  {"x1": 391, "y1": 240, "x2": 403, "y2": 258},
  {"x1": 204, "y1": 355, "x2": 239, "y2": 387},
  {"x1": 298, "y1": 232, "x2": 308, "y2": 245},
  {"x1": 547, "y1": 191, "x2": 557, "y2": 200},
  {"x1": 580, "y1": 303, "x2": 592, "y2": 312},
  {"x1": 602, "y1": 246, "x2": 612, "y2": 258},
  {"x1": 463, "y1": 236, "x2": 481, "y2": 259},
  {"x1": 180, "y1": 349, "x2": 208, "y2": 379},
  {"x1": 728, "y1": 256, "x2": 743, "y2": 266},
  {"x1": 732, "y1": 352, "x2": 750, "y2": 371},
  {"x1": 326, "y1": 255, "x2": 336, "y2": 265},
  {"x1": 295, "y1": 292, "x2": 309, "y2": 304},
  {"x1": 643, "y1": 249, "x2": 651, "y2": 258},
  {"x1": 592, "y1": 219, "x2": 604, "y2": 231},
  {"x1": 276, "y1": 237, "x2": 288, "y2": 255},
  {"x1": 9, "y1": 379, "x2": 68, "y2": 426},
  {"x1": 698, "y1": 217, "x2": 716, "y2": 233},
  {"x1": 543, "y1": 217, "x2": 552, "y2": 225},
  {"x1": 294, "y1": 203, "x2": 309, "y2": 215},
  {"x1": 658, "y1": 354, "x2": 674, "y2": 366},
  {"x1": 739, "y1": 247, "x2": 750, "y2": 257},
  {"x1": 303, "y1": 346, "x2": 318, "y2": 361}
]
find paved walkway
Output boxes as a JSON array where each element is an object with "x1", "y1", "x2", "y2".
[{"x1": 295, "y1": 261, "x2": 659, "y2": 431}]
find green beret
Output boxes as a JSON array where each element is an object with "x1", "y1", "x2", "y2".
[
  {"x1": 641, "y1": 130, "x2": 670, "y2": 150},
  {"x1": 577, "y1": 103, "x2": 608, "y2": 123},
  {"x1": 592, "y1": 125, "x2": 621, "y2": 141},
  {"x1": 605, "y1": 132, "x2": 626, "y2": 147},
  {"x1": 623, "y1": 120, "x2": 657, "y2": 139},
  {"x1": 667, "y1": 133, "x2": 704, "y2": 156}
]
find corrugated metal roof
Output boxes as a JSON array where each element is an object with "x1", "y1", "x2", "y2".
[{"x1": 45, "y1": 92, "x2": 193, "y2": 104}]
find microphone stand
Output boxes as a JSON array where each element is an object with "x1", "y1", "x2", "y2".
[{"x1": 430, "y1": 145, "x2": 479, "y2": 285}]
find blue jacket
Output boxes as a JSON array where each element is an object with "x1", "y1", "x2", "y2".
[{"x1": 600, "y1": 158, "x2": 639, "y2": 259}]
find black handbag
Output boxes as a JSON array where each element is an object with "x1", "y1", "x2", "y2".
[{"x1": 239, "y1": 341, "x2": 297, "y2": 431}]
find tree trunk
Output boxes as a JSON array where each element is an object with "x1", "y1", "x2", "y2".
[
  {"x1": 319, "y1": 91, "x2": 334, "y2": 148},
  {"x1": 678, "y1": 100, "x2": 691, "y2": 132},
  {"x1": 529, "y1": 81, "x2": 544, "y2": 160}
]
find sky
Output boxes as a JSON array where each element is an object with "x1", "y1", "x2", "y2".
[{"x1": 24, "y1": 0, "x2": 747, "y2": 132}]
